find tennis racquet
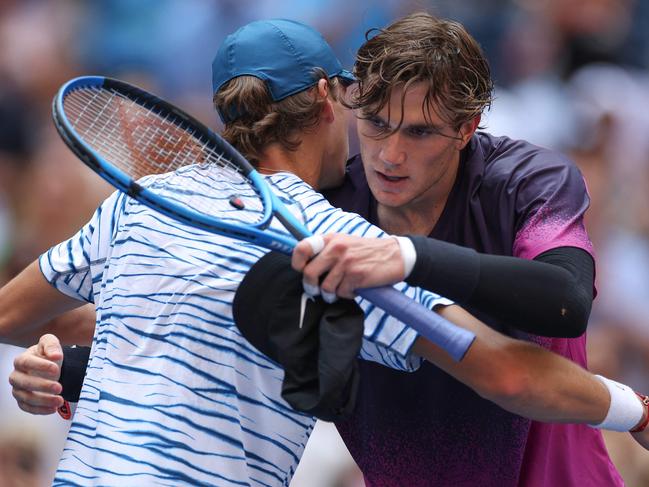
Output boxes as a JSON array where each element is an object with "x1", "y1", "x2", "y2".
[{"x1": 52, "y1": 76, "x2": 475, "y2": 361}]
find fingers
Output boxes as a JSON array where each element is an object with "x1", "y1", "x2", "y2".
[
  {"x1": 300, "y1": 235, "x2": 362, "y2": 301},
  {"x1": 13, "y1": 345, "x2": 62, "y2": 381},
  {"x1": 36, "y1": 333, "x2": 64, "y2": 365},
  {"x1": 317, "y1": 253, "x2": 356, "y2": 301},
  {"x1": 9, "y1": 336, "x2": 65, "y2": 416},
  {"x1": 304, "y1": 235, "x2": 325, "y2": 254},
  {"x1": 9, "y1": 368, "x2": 63, "y2": 415},
  {"x1": 295, "y1": 234, "x2": 405, "y2": 300},
  {"x1": 11, "y1": 387, "x2": 64, "y2": 415},
  {"x1": 292, "y1": 235, "x2": 325, "y2": 272},
  {"x1": 9, "y1": 366, "x2": 61, "y2": 393},
  {"x1": 293, "y1": 235, "x2": 340, "y2": 299},
  {"x1": 300, "y1": 235, "x2": 346, "y2": 300}
]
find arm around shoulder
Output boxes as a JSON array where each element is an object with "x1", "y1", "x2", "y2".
[{"x1": 411, "y1": 303, "x2": 608, "y2": 424}]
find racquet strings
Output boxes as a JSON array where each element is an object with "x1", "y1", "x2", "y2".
[{"x1": 62, "y1": 85, "x2": 266, "y2": 225}]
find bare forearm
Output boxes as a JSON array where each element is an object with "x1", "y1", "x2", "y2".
[
  {"x1": 10, "y1": 304, "x2": 95, "y2": 347},
  {"x1": 0, "y1": 261, "x2": 85, "y2": 346},
  {"x1": 43, "y1": 304, "x2": 94, "y2": 345},
  {"x1": 412, "y1": 305, "x2": 608, "y2": 424},
  {"x1": 476, "y1": 340, "x2": 608, "y2": 423}
]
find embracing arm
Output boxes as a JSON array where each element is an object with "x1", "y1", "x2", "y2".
[
  {"x1": 294, "y1": 235, "x2": 592, "y2": 337},
  {"x1": 293, "y1": 239, "x2": 647, "y2": 444},
  {"x1": 0, "y1": 261, "x2": 91, "y2": 346},
  {"x1": 406, "y1": 238, "x2": 593, "y2": 337},
  {"x1": 415, "y1": 304, "x2": 606, "y2": 424},
  {"x1": 414, "y1": 304, "x2": 649, "y2": 448}
]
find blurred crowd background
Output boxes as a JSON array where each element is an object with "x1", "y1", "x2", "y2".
[{"x1": 2, "y1": 0, "x2": 649, "y2": 485}]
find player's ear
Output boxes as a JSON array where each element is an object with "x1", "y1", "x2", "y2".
[
  {"x1": 317, "y1": 79, "x2": 335, "y2": 123},
  {"x1": 456, "y1": 115, "x2": 480, "y2": 149},
  {"x1": 316, "y1": 78, "x2": 329, "y2": 99}
]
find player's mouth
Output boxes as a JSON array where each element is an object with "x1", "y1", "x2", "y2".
[{"x1": 375, "y1": 170, "x2": 408, "y2": 185}]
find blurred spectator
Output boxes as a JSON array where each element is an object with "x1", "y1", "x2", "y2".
[
  {"x1": 564, "y1": 61, "x2": 649, "y2": 487},
  {"x1": 0, "y1": 86, "x2": 33, "y2": 283},
  {"x1": 0, "y1": 419, "x2": 46, "y2": 487}
]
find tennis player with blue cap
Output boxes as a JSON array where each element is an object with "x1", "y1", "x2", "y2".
[{"x1": 0, "y1": 18, "x2": 454, "y2": 485}]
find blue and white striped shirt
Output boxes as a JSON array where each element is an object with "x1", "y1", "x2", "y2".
[{"x1": 41, "y1": 172, "x2": 450, "y2": 486}]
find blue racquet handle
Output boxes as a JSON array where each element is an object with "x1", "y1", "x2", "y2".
[{"x1": 356, "y1": 286, "x2": 475, "y2": 361}]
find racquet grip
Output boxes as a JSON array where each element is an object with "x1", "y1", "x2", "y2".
[{"x1": 356, "y1": 286, "x2": 475, "y2": 361}]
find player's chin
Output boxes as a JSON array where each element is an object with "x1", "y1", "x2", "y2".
[{"x1": 371, "y1": 189, "x2": 410, "y2": 208}]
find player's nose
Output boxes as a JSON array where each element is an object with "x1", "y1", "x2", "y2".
[{"x1": 378, "y1": 133, "x2": 406, "y2": 167}]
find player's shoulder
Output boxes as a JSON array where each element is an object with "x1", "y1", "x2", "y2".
[
  {"x1": 267, "y1": 172, "x2": 323, "y2": 204},
  {"x1": 472, "y1": 132, "x2": 580, "y2": 186}
]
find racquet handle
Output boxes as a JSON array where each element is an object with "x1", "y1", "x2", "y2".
[{"x1": 356, "y1": 286, "x2": 475, "y2": 361}]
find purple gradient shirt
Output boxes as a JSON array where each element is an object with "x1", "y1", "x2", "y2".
[{"x1": 323, "y1": 133, "x2": 622, "y2": 487}]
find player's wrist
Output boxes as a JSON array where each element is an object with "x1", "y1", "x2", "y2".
[
  {"x1": 591, "y1": 375, "x2": 648, "y2": 432},
  {"x1": 630, "y1": 394, "x2": 649, "y2": 433},
  {"x1": 392, "y1": 236, "x2": 416, "y2": 279}
]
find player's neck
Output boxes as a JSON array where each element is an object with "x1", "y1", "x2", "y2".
[
  {"x1": 377, "y1": 200, "x2": 446, "y2": 236},
  {"x1": 258, "y1": 137, "x2": 324, "y2": 189}
]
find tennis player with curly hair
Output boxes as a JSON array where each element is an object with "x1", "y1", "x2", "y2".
[{"x1": 295, "y1": 12, "x2": 622, "y2": 487}]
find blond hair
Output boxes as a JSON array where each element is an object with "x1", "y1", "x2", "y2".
[{"x1": 213, "y1": 69, "x2": 343, "y2": 164}]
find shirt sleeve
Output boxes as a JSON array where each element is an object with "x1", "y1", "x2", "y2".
[
  {"x1": 357, "y1": 283, "x2": 453, "y2": 371},
  {"x1": 511, "y1": 155, "x2": 595, "y2": 261},
  {"x1": 39, "y1": 191, "x2": 125, "y2": 303},
  {"x1": 272, "y1": 174, "x2": 454, "y2": 372}
]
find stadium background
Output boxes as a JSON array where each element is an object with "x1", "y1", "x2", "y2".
[{"x1": 1, "y1": 0, "x2": 649, "y2": 485}]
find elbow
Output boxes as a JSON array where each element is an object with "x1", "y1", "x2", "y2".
[
  {"x1": 556, "y1": 304, "x2": 589, "y2": 338},
  {"x1": 475, "y1": 369, "x2": 535, "y2": 408},
  {"x1": 554, "y1": 278, "x2": 593, "y2": 338},
  {"x1": 537, "y1": 283, "x2": 592, "y2": 338},
  {"x1": 469, "y1": 344, "x2": 536, "y2": 407},
  {"x1": 551, "y1": 286, "x2": 591, "y2": 337}
]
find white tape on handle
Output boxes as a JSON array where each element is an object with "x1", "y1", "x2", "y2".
[
  {"x1": 303, "y1": 235, "x2": 325, "y2": 255},
  {"x1": 301, "y1": 235, "x2": 325, "y2": 297},
  {"x1": 303, "y1": 281, "x2": 320, "y2": 297}
]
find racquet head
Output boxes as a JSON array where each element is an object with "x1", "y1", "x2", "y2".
[{"x1": 52, "y1": 76, "x2": 300, "y2": 252}]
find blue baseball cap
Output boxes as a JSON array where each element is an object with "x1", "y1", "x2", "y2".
[{"x1": 212, "y1": 19, "x2": 355, "y2": 123}]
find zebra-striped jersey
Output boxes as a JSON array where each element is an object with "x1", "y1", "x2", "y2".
[{"x1": 41, "y1": 172, "x2": 450, "y2": 486}]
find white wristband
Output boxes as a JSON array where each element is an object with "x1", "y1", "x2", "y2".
[
  {"x1": 591, "y1": 375, "x2": 644, "y2": 432},
  {"x1": 393, "y1": 236, "x2": 417, "y2": 279}
]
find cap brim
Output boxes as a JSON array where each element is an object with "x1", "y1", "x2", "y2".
[{"x1": 337, "y1": 69, "x2": 356, "y2": 86}]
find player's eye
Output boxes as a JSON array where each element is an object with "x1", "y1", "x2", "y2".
[
  {"x1": 367, "y1": 116, "x2": 389, "y2": 131},
  {"x1": 407, "y1": 127, "x2": 433, "y2": 138}
]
